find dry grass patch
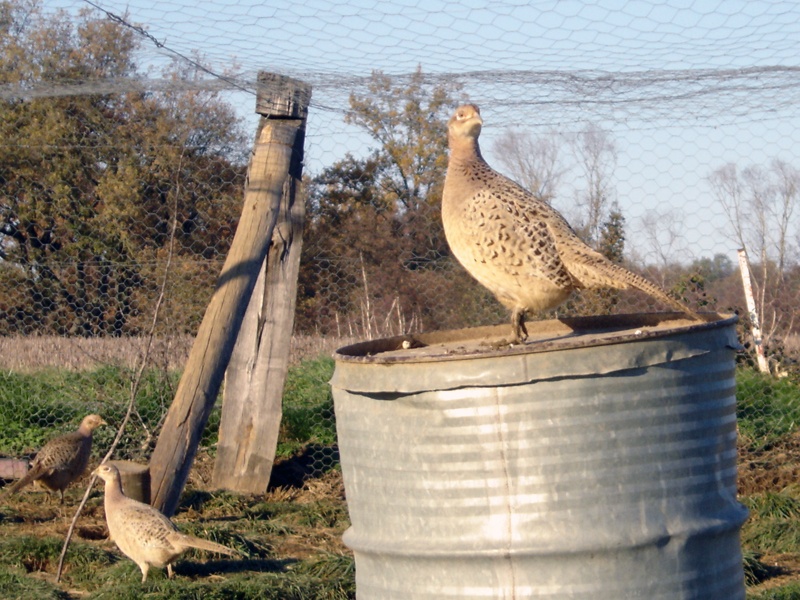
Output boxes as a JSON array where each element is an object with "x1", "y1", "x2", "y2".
[{"x1": 0, "y1": 334, "x2": 357, "y2": 373}]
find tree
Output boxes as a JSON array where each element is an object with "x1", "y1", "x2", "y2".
[
  {"x1": 769, "y1": 159, "x2": 798, "y2": 276},
  {"x1": 492, "y1": 129, "x2": 565, "y2": 204},
  {"x1": 636, "y1": 207, "x2": 690, "y2": 288},
  {"x1": 597, "y1": 205, "x2": 626, "y2": 264},
  {"x1": 572, "y1": 123, "x2": 618, "y2": 246},
  {"x1": 0, "y1": 0, "x2": 248, "y2": 335},
  {"x1": 709, "y1": 160, "x2": 800, "y2": 271},
  {"x1": 344, "y1": 67, "x2": 455, "y2": 214},
  {"x1": 690, "y1": 254, "x2": 735, "y2": 283}
]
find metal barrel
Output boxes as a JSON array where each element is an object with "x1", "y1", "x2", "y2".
[{"x1": 331, "y1": 313, "x2": 748, "y2": 599}]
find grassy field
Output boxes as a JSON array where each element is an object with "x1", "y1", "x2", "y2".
[
  {"x1": 737, "y1": 368, "x2": 800, "y2": 599},
  {"x1": 0, "y1": 344, "x2": 799, "y2": 598},
  {"x1": 0, "y1": 354, "x2": 351, "y2": 599}
]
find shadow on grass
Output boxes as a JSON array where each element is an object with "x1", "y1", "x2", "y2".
[
  {"x1": 745, "y1": 550, "x2": 787, "y2": 587},
  {"x1": 172, "y1": 556, "x2": 297, "y2": 578},
  {"x1": 269, "y1": 444, "x2": 339, "y2": 489}
]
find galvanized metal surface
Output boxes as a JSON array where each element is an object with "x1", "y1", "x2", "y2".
[{"x1": 331, "y1": 313, "x2": 747, "y2": 599}]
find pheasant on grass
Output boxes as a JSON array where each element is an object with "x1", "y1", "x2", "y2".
[
  {"x1": 6, "y1": 414, "x2": 106, "y2": 503},
  {"x1": 442, "y1": 103, "x2": 701, "y2": 342},
  {"x1": 93, "y1": 463, "x2": 239, "y2": 582}
]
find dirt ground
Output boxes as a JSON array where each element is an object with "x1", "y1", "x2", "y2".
[{"x1": 739, "y1": 434, "x2": 800, "y2": 497}]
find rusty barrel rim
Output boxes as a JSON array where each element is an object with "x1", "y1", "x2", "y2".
[
  {"x1": 331, "y1": 312, "x2": 740, "y2": 395},
  {"x1": 333, "y1": 312, "x2": 738, "y2": 365}
]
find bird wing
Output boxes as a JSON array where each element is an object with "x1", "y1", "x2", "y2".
[
  {"x1": 486, "y1": 171, "x2": 578, "y2": 290},
  {"x1": 6, "y1": 432, "x2": 85, "y2": 493},
  {"x1": 36, "y1": 432, "x2": 85, "y2": 469},
  {"x1": 117, "y1": 502, "x2": 180, "y2": 552}
]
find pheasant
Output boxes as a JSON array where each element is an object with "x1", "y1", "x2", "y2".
[
  {"x1": 442, "y1": 103, "x2": 700, "y2": 342},
  {"x1": 6, "y1": 414, "x2": 106, "y2": 503},
  {"x1": 93, "y1": 463, "x2": 239, "y2": 582}
]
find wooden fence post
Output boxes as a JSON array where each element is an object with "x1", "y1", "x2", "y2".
[
  {"x1": 211, "y1": 75, "x2": 309, "y2": 492},
  {"x1": 148, "y1": 73, "x2": 311, "y2": 515}
]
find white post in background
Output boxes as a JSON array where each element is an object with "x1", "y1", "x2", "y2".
[{"x1": 737, "y1": 248, "x2": 770, "y2": 374}]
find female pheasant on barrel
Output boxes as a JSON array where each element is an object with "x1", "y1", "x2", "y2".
[{"x1": 441, "y1": 104, "x2": 701, "y2": 343}]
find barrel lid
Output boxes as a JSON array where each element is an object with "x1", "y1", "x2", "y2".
[{"x1": 331, "y1": 312, "x2": 740, "y2": 393}]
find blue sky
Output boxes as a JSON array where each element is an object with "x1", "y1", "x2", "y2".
[
  {"x1": 44, "y1": 0, "x2": 800, "y2": 263},
  {"x1": 51, "y1": 0, "x2": 800, "y2": 75}
]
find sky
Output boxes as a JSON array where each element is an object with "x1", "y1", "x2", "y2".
[{"x1": 41, "y1": 0, "x2": 800, "y2": 264}]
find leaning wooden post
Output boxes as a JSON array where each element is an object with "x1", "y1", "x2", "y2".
[
  {"x1": 212, "y1": 76, "x2": 309, "y2": 492},
  {"x1": 148, "y1": 73, "x2": 312, "y2": 515}
]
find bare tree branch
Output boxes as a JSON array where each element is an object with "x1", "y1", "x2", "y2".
[
  {"x1": 571, "y1": 123, "x2": 618, "y2": 245},
  {"x1": 492, "y1": 128, "x2": 567, "y2": 204}
]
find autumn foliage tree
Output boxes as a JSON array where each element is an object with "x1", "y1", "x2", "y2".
[{"x1": 0, "y1": 0, "x2": 248, "y2": 335}]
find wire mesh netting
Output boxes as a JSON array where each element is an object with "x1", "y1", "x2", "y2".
[{"x1": 2, "y1": 0, "x2": 800, "y2": 584}]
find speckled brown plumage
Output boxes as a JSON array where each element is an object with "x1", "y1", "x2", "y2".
[
  {"x1": 442, "y1": 104, "x2": 700, "y2": 342},
  {"x1": 93, "y1": 463, "x2": 239, "y2": 582},
  {"x1": 7, "y1": 414, "x2": 106, "y2": 503}
]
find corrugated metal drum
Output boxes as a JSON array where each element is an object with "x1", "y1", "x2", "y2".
[{"x1": 331, "y1": 313, "x2": 748, "y2": 599}]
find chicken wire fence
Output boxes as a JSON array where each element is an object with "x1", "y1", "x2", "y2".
[{"x1": 1, "y1": 0, "x2": 800, "y2": 487}]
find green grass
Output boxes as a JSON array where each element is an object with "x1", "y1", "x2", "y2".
[
  {"x1": 0, "y1": 566, "x2": 70, "y2": 599},
  {"x1": 4, "y1": 361, "x2": 800, "y2": 597},
  {"x1": 0, "y1": 357, "x2": 336, "y2": 461},
  {"x1": 0, "y1": 366, "x2": 182, "y2": 457},
  {"x1": 243, "y1": 499, "x2": 350, "y2": 531},
  {"x1": 706, "y1": 365, "x2": 800, "y2": 597},
  {"x1": 0, "y1": 354, "x2": 349, "y2": 598},
  {"x1": 83, "y1": 571, "x2": 354, "y2": 600},
  {"x1": 279, "y1": 357, "x2": 336, "y2": 458},
  {"x1": 737, "y1": 368, "x2": 800, "y2": 449},
  {"x1": 744, "y1": 491, "x2": 800, "y2": 521},
  {"x1": 0, "y1": 535, "x2": 115, "y2": 574},
  {"x1": 0, "y1": 536, "x2": 117, "y2": 598},
  {"x1": 749, "y1": 582, "x2": 800, "y2": 600},
  {"x1": 736, "y1": 370, "x2": 800, "y2": 595}
]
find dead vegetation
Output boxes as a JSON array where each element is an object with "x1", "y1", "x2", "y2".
[{"x1": 0, "y1": 334, "x2": 355, "y2": 373}]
